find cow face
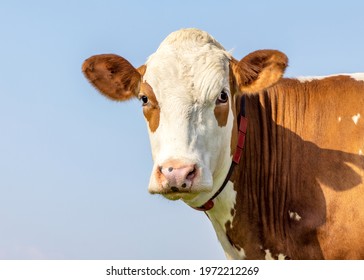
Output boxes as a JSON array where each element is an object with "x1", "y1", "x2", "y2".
[{"x1": 82, "y1": 29, "x2": 287, "y2": 207}]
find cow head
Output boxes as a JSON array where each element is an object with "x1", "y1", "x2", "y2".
[{"x1": 82, "y1": 29, "x2": 287, "y2": 208}]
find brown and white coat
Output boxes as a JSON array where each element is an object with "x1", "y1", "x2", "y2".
[{"x1": 83, "y1": 28, "x2": 364, "y2": 259}]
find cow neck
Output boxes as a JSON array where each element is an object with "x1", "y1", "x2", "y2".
[{"x1": 192, "y1": 96, "x2": 248, "y2": 211}]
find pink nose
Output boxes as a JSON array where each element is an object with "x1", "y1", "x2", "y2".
[{"x1": 157, "y1": 161, "x2": 197, "y2": 192}]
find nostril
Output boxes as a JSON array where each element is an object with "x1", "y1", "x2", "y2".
[
  {"x1": 186, "y1": 167, "x2": 197, "y2": 180},
  {"x1": 157, "y1": 162, "x2": 198, "y2": 190}
]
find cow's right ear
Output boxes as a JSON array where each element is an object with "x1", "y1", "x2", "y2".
[{"x1": 82, "y1": 54, "x2": 145, "y2": 101}]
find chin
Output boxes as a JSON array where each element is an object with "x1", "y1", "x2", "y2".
[{"x1": 162, "y1": 192, "x2": 198, "y2": 201}]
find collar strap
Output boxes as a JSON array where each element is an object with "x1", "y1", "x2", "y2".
[{"x1": 192, "y1": 97, "x2": 248, "y2": 211}]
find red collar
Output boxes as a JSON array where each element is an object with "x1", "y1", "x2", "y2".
[{"x1": 192, "y1": 97, "x2": 248, "y2": 211}]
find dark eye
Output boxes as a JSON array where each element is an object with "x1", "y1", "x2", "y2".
[
  {"x1": 216, "y1": 91, "x2": 229, "y2": 104},
  {"x1": 140, "y1": 95, "x2": 149, "y2": 106}
]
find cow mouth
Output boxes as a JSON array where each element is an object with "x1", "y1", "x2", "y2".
[
  {"x1": 151, "y1": 187, "x2": 195, "y2": 200},
  {"x1": 153, "y1": 184, "x2": 211, "y2": 201},
  {"x1": 162, "y1": 191, "x2": 198, "y2": 201}
]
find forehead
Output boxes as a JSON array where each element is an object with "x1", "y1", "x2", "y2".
[{"x1": 143, "y1": 29, "x2": 232, "y2": 101}]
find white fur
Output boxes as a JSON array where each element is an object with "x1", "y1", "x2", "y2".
[
  {"x1": 350, "y1": 73, "x2": 364, "y2": 81},
  {"x1": 288, "y1": 210, "x2": 302, "y2": 221},
  {"x1": 142, "y1": 29, "x2": 242, "y2": 258},
  {"x1": 352, "y1": 113, "x2": 361, "y2": 125},
  {"x1": 265, "y1": 249, "x2": 287, "y2": 260},
  {"x1": 297, "y1": 73, "x2": 364, "y2": 82},
  {"x1": 143, "y1": 29, "x2": 234, "y2": 202}
]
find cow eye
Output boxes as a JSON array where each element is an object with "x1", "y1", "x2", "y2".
[
  {"x1": 140, "y1": 95, "x2": 149, "y2": 106},
  {"x1": 216, "y1": 91, "x2": 228, "y2": 104}
]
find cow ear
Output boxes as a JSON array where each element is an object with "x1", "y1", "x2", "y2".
[
  {"x1": 230, "y1": 50, "x2": 288, "y2": 94},
  {"x1": 82, "y1": 54, "x2": 143, "y2": 101}
]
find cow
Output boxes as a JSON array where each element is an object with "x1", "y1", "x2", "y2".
[{"x1": 82, "y1": 28, "x2": 364, "y2": 259}]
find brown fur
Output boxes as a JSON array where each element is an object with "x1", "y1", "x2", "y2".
[
  {"x1": 82, "y1": 43, "x2": 364, "y2": 259},
  {"x1": 229, "y1": 66, "x2": 238, "y2": 157},
  {"x1": 82, "y1": 54, "x2": 142, "y2": 101},
  {"x1": 214, "y1": 102, "x2": 229, "y2": 127},
  {"x1": 140, "y1": 82, "x2": 160, "y2": 132},
  {"x1": 226, "y1": 76, "x2": 364, "y2": 259}
]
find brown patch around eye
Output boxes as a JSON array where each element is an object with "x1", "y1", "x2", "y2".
[
  {"x1": 140, "y1": 82, "x2": 160, "y2": 132},
  {"x1": 214, "y1": 102, "x2": 229, "y2": 127}
]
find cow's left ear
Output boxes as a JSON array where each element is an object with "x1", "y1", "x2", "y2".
[
  {"x1": 230, "y1": 50, "x2": 288, "y2": 94},
  {"x1": 82, "y1": 54, "x2": 145, "y2": 101}
]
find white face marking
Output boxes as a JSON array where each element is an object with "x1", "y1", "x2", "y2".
[
  {"x1": 143, "y1": 29, "x2": 235, "y2": 204},
  {"x1": 359, "y1": 149, "x2": 363, "y2": 156},
  {"x1": 207, "y1": 181, "x2": 246, "y2": 259},
  {"x1": 296, "y1": 73, "x2": 364, "y2": 82},
  {"x1": 288, "y1": 210, "x2": 302, "y2": 221},
  {"x1": 352, "y1": 113, "x2": 361, "y2": 125},
  {"x1": 338, "y1": 116, "x2": 342, "y2": 122}
]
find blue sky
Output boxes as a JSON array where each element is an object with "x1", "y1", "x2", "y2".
[{"x1": 0, "y1": 0, "x2": 363, "y2": 259}]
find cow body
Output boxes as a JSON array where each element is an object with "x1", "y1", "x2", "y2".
[
  {"x1": 82, "y1": 28, "x2": 364, "y2": 259},
  {"x1": 211, "y1": 76, "x2": 364, "y2": 259}
]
